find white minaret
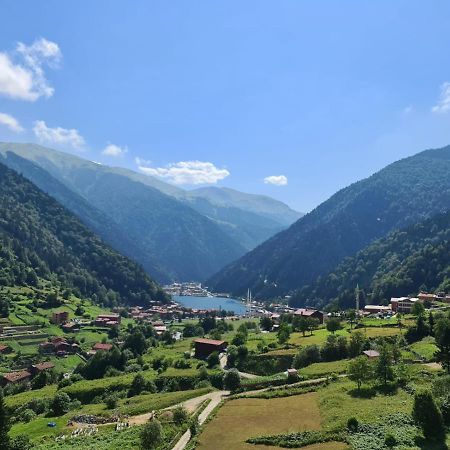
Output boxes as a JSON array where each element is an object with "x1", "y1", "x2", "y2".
[{"x1": 355, "y1": 284, "x2": 360, "y2": 314}]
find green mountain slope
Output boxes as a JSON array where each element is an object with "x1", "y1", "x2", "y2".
[
  {"x1": 0, "y1": 143, "x2": 245, "y2": 282},
  {"x1": 292, "y1": 210, "x2": 450, "y2": 309},
  {"x1": 2, "y1": 152, "x2": 169, "y2": 282},
  {"x1": 208, "y1": 145, "x2": 450, "y2": 298},
  {"x1": 0, "y1": 162, "x2": 166, "y2": 306}
]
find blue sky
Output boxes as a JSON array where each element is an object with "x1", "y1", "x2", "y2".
[{"x1": 1, "y1": 1, "x2": 450, "y2": 212}]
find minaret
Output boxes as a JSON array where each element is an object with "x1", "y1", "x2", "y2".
[{"x1": 355, "y1": 284, "x2": 360, "y2": 314}]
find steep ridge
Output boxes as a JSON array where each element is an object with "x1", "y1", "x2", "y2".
[
  {"x1": 0, "y1": 162, "x2": 166, "y2": 306},
  {"x1": 0, "y1": 143, "x2": 245, "y2": 282},
  {"x1": 292, "y1": 210, "x2": 450, "y2": 309},
  {"x1": 208, "y1": 145, "x2": 450, "y2": 298}
]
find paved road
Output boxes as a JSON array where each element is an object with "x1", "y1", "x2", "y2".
[
  {"x1": 172, "y1": 390, "x2": 228, "y2": 450},
  {"x1": 219, "y1": 353, "x2": 257, "y2": 379}
]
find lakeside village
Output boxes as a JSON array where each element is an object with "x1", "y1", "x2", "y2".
[
  {"x1": 0, "y1": 281, "x2": 449, "y2": 448},
  {"x1": 0, "y1": 281, "x2": 449, "y2": 389}
]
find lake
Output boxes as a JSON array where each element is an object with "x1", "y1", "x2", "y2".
[{"x1": 173, "y1": 295, "x2": 246, "y2": 315}]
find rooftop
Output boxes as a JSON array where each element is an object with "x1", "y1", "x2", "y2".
[
  {"x1": 3, "y1": 370, "x2": 31, "y2": 383},
  {"x1": 193, "y1": 338, "x2": 226, "y2": 346},
  {"x1": 32, "y1": 362, "x2": 55, "y2": 371}
]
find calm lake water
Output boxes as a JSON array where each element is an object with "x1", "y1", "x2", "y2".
[{"x1": 173, "y1": 295, "x2": 246, "y2": 315}]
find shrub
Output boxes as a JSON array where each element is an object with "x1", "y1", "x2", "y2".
[
  {"x1": 105, "y1": 393, "x2": 119, "y2": 409},
  {"x1": 140, "y1": 419, "x2": 163, "y2": 449},
  {"x1": 347, "y1": 417, "x2": 359, "y2": 432},
  {"x1": 51, "y1": 392, "x2": 71, "y2": 416},
  {"x1": 384, "y1": 434, "x2": 397, "y2": 448},
  {"x1": 223, "y1": 369, "x2": 241, "y2": 392},
  {"x1": 173, "y1": 406, "x2": 188, "y2": 425}
]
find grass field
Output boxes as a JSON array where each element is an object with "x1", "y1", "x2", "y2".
[
  {"x1": 299, "y1": 360, "x2": 349, "y2": 377},
  {"x1": 318, "y1": 378, "x2": 413, "y2": 430},
  {"x1": 197, "y1": 392, "x2": 322, "y2": 450},
  {"x1": 410, "y1": 336, "x2": 437, "y2": 361}
]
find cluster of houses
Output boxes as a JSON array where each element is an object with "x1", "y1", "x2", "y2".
[
  {"x1": 1, "y1": 361, "x2": 56, "y2": 387},
  {"x1": 363, "y1": 292, "x2": 448, "y2": 316}
]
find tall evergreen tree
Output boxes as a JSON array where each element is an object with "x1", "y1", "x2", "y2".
[{"x1": 0, "y1": 388, "x2": 10, "y2": 450}]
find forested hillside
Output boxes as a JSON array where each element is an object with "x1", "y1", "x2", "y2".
[
  {"x1": 291, "y1": 210, "x2": 450, "y2": 310},
  {"x1": 0, "y1": 143, "x2": 246, "y2": 281},
  {"x1": 208, "y1": 145, "x2": 450, "y2": 298},
  {"x1": 0, "y1": 162, "x2": 167, "y2": 306}
]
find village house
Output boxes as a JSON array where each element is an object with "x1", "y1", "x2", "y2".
[
  {"x1": 94, "y1": 314, "x2": 121, "y2": 328},
  {"x1": 39, "y1": 337, "x2": 79, "y2": 356},
  {"x1": 62, "y1": 322, "x2": 80, "y2": 332},
  {"x1": 418, "y1": 292, "x2": 437, "y2": 303},
  {"x1": 390, "y1": 297, "x2": 418, "y2": 313},
  {"x1": 30, "y1": 361, "x2": 55, "y2": 376},
  {"x1": 51, "y1": 311, "x2": 69, "y2": 325},
  {"x1": 92, "y1": 342, "x2": 113, "y2": 352},
  {"x1": 1, "y1": 370, "x2": 32, "y2": 386},
  {"x1": 193, "y1": 338, "x2": 227, "y2": 359},
  {"x1": 0, "y1": 344, "x2": 11, "y2": 354},
  {"x1": 363, "y1": 305, "x2": 392, "y2": 314},
  {"x1": 294, "y1": 308, "x2": 325, "y2": 324}
]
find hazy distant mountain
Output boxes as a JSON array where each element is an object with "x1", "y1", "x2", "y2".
[
  {"x1": 180, "y1": 187, "x2": 302, "y2": 251},
  {"x1": 0, "y1": 143, "x2": 245, "y2": 282},
  {"x1": 208, "y1": 145, "x2": 450, "y2": 299},
  {"x1": 0, "y1": 161, "x2": 166, "y2": 306}
]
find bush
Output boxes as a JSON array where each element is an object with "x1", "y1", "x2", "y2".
[
  {"x1": 347, "y1": 417, "x2": 359, "y2": 432},
  {"x1": 173, "y1": 406, "x2": 188, "y2": 425},
  {"x1": 384, "y1": 434, "x2": 397, "y2": 448},
  {"x1": 206, "y1": 352, "x2": 220, "y2": 368},
  {"x1": 140, "y1": 419, "x2": 163, "y2": 449},
  {"x1": 18, "y1": 409, "x2": 35, "y2": 423},
  {"x1": 51, "y1": 392, "x2": 71, "y2": 416},
  {"x1": 223, "y1": 369, "x2": 241, "y2": 392},
  {"x1": 105, "y1": 393, "x2": 119, "y2": 409}
]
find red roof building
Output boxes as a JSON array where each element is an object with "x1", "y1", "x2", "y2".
[
  {"x1": 293, "y1": 308, "x2": 324, "y2": 324},
  {"x1": 52, "y1": 311, "x2": 69, "y2": 325},
  {"x1": 30, "y1": 362, "x2": 55, "y2": 375},
  {"x1": 193, "y1": 338, "x2": 227, "y2": 359},
  {"x1": 92, "y1": 343, "x2": 113, "y2": 352},
  {"x1": 0, "y1": 345, "x2": 10, "y2": 354},
  {"x1": 1, "y1": 370, "x2": 32, "y2": 386}
]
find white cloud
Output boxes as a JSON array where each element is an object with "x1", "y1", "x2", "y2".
[
  {"x1": 135, "y1": 156, "x2": 152, "y2": 166},
  {"x1": 0, "y1": 38, "x2": 61, "y2": 101},
  {"x1": 33, "y1": 120, "x2": 85, "y2": 149},
  {"x1": 432, "y1": 82, "x2": 450, "y2": 113},
  {"x1": 102, "y1": 144, "x2": 127, "y2": 157},
  {"x1": 0, "y1": 112, "x2": 24, "y2": 132},
  {"x1": 137, "y1": 160, "x2": 230, "y2": 185},
  {"x1": 264, "y1": 175, "x2": 288, "y2": 186}
]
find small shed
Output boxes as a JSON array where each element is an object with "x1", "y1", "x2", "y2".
[{"x1": 363, "y1": 350, "x2": 380, "y2": 359}]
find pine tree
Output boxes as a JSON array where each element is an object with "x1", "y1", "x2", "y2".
[
  {"x1": 412, "y1": 390, "x2": 445, "y2": 441},
  {"x1": 0, "y1": 388, "x2": 10, "y2": 450}
]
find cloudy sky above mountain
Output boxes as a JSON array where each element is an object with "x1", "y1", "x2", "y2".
[{"x1": 1, "y1": 1, "x2": 450, "y2": 211}]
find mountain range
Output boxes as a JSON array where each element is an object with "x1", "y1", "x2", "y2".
[
  {"x1": 0, "y1": 161, "x2": 166, "y2": 306},
  {"x1": 0, "y1": 142, "x2": 301, "y2": 283},
  {"x1": 208, "y1": 145, "x2": 450, "y2": 300}
]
